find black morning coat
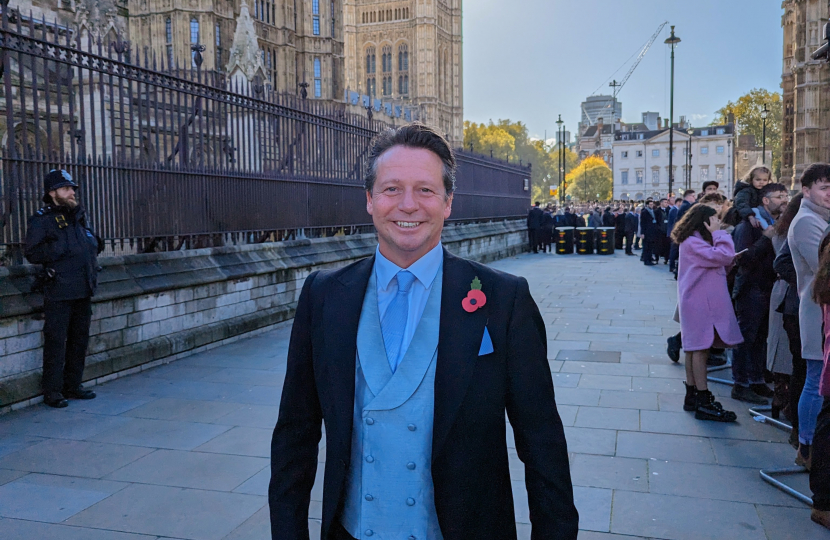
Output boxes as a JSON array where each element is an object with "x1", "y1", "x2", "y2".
[{"x1": 269, "y1": 249, "x2": 579, "y2": 540}]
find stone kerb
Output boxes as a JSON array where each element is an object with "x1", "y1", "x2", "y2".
[{"x1": 0, "y1": 219, "x2": 526, "y2": 409}]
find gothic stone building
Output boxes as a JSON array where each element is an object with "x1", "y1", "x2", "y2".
[
  {"x1": 781, "y1": 0, "x2": 830, "y2": 189},
  {"x1": 10, "y1": 0, "x2": 462, "y2": 144},
  {"x1": 343, "y1": 0, "x2": 462, "y2": 144}
]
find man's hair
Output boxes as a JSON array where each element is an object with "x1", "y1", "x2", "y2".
[
  {"x1": 684, "y1": 189, "x2": 696, "y2": 197},
  {"x1": 742, "y1": 165, "x2": 771, "y2": 184},
  {"x1": 761, "y1": 183, "x2": 787, "y2": 198},
  {"x1": 659, "y1": 198, "x2": 667, "y2": 203},
  {"x1": 534, "y1": 201, "x2": 541, "y2": 206},
  {"x1": 701, "y1": 180, "x2": 719, "y2": 191},
  {"x1": 801, "y1": 163, "x2": 830, "y2": 189},
  {"x1": 364, "y1": 122, "x2": 456, "y2": 195},
  {"x1": 698, "y1": 193, "x2": 726, "y2": 205}
]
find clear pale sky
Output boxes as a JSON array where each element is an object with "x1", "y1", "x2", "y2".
[{"x1": 463, "y1": 0, "x2": 784, "y2": 141}]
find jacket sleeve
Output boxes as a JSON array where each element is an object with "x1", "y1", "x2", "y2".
[
  {"x1": 733, "y1": 223, "x2": 772, "y2": 268},
  {"x1": 733, "y1": 189, "x2": 755, "y2": 219},
  {"x1": 269, "y1": 271, "x2": 322, "y2": 540},
  {"x1": 791, "y1": 217, "x2": 823, "y2": 275},
  {"x1": 23, "y1": 215, "x2": 57, "y2": 265},
  {"x1": 773, "y1": 240, "x2": 798, "y2": 286},
  {"x1": 505, "y1": 277, "x2": 579, "y2": 540},
  {"x1": 687, "y1": 231, "x2": 736, "y2": 268}
]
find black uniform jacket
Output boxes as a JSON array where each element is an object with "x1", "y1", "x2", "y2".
[
  {"x1": 527, "y1": 206, "x2": 544, "y2": 229},
  {"x1": 269, "y1": 249, "x2": 578, "y2": 540},
  {"x1": 24, "y1": 204, "x2": 100, "y2": 301}
]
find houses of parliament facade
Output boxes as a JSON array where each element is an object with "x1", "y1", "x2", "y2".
[{"x1": 14, "y1": 0, "x2": 463, "y2": 145}]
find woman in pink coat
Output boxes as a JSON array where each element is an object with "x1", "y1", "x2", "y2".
[{"x1": 672, "y1": 204, "x2": 743, "y2": 422}]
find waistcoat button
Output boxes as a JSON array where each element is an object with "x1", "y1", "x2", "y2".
[
  {"x1": 365, "y1": 530, "x2": 374, "y2": 537},
  {"x1": 365, "y1": 455, "x2": 374, "y2": 463},
  {"x1": 409, "y1": 536, "x2": 417, "y2": 540},
  {"x1": 407, "y1": 424, "x2": 416, "y2": 431},
  {"x1": 365, "y1": 494, "x2": 374, "y2": 501},
  {"x1": 365, "y1": 418, "x2": 374, "y2": 425},
  {"x1": 407, "y1": 462, "x2": 416, "y2": 470},
  {"x1": 406, "y1": 497, "x2": 416, "y2": 506}
]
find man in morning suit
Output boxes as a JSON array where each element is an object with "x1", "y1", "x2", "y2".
[
  {"x1": 269, "y1": 123, "x2": 578, "y2": 540},
  {"x1": 527, "y1": 201, "x2": 544, "y2": 253}
]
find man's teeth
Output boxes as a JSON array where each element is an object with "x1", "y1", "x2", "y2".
[{"x1": 396, "y1": 222, "x2": 419, "y2": 228}]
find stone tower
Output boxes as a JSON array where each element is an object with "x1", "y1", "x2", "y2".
[
  {"x1": 127, "y1": 0, "x2": 344, "y2": 98},
  {"x1": 342, "y1": 0, "x2": 463, "y2": 145},
  {"x1": 781, "y1": 0, "x2": 830, "y2": 189}
]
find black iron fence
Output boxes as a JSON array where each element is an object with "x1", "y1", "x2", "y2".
[{"x1": 0, "y1": 9, "x2": 530, "y2": 263}]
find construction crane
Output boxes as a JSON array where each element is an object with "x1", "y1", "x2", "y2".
[{"x1": 583, "y1": 21, "x2": 669, "y2": 126}]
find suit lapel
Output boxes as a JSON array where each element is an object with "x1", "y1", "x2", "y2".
[
  {"x1": 324, "y1": 256, "x2": 374, "y2": 461},
  {"x1": 432, "y1": 249, "x2": 488, "y2": 458}
]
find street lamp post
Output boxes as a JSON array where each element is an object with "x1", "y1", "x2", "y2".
[
  {"x1": 686, "y1": 127, "x2": 694, "y2": 192},
  {"x1": 761, "y1": 103, "x2": 769, "y2": 164},
  {"x1": 665, "y1": 26, "x2": 681, "y2": 197},
  {"x1": 556, "y1": 114, "x2": 564, "y2": 205}
]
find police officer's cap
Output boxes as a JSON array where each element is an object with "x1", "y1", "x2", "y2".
[{"x1": 43, "y1": 169, "x2": 78, "y2": 202}]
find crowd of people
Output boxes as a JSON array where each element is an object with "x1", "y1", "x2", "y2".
[
  {"x1": 526, "y1": 163, "x2": 830, "y2": 529},
  {"x1": 665, "y1": 164, "x2": 830, "y2": 529}
]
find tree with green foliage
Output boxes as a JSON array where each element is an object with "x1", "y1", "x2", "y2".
[
  {"x1": 464, "y1": 119, "x2": 579, "y2": 205},
  {"x1": 565, "y1": 156, "x2": 613, "y2": 202},
  {"x1": 712, "y1": 88, "x2": 782, "y2": 178}
]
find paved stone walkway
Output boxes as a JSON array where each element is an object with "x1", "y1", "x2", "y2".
[{"x1": 0, "y1": 251, "x2": 826, "y2": 540}]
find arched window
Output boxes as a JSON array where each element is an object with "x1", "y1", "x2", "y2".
[
  {"x1": 215, "y1": 22, "x2": 221, "y2": 69},
  {"x1": 365, "y1": 47, "x2": 376, "y2": 74},
  {"x1": 382, "y1": 45, "x2": 392, "y2": 73},
  {"x1": 398, "y1": 43, "x2": 408, "y2": 71},
  {"x1": 314, "y1": 57, "x2": 322, "y2": 98},
  {"x1": 165, "y1": 18, "x2": 173, "y2": 67},
  {"x1": 190, "y1": 18, "x2": 200, "y2": 67}
]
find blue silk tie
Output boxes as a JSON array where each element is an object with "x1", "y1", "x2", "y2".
[{"x1": 381, "y1": 270, "x2": 416, "y2": 373}]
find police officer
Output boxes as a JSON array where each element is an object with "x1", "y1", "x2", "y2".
[{"x1": 24, "y1": 169, "x2": 103, "y2": 408}]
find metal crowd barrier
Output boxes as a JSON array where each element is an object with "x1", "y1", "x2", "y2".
[{"x1": 745, "y1": 405, "x2": 812, "y2": 506}]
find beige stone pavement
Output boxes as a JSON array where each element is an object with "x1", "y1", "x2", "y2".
[{"x1": 0, "y1": 250, "x2": 826, "y2": 540}]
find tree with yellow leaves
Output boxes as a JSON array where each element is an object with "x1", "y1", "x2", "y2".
[{"x1": 565, "y1": 156, "x2": 613, "y2": 201}]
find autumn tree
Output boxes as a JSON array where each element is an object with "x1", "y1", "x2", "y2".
[
  {"x1": 565, "y1": 156, "x2": 613, "y2": 201},
  {"x1": 712, "y1": 88, "x2": 782, "y2": 177},
  {"x1": 464, "y1": 119, "x2": 579, "y2": 204}
]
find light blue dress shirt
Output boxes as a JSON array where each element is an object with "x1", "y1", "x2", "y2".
[{"x1": 374, "y1": 242, "x2": 443, "y2": 363}]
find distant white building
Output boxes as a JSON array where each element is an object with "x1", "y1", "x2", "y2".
[{"x1": 612, "y1": 124, "x2": 734, "y2": 200}]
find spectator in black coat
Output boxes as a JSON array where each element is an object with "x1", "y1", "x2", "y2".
[
  {"x1": 730, "y1": 183, "x2": 790, "y2": 404},
  {"x1": 526, "y1": 202, "x2": 543, "y2": 253},
  {"x1": 639, "y1": 200, "x2": 660, "y2": 265},
  {"x1": 624, "y1": 207, "x2": 638, "y2": 255}
]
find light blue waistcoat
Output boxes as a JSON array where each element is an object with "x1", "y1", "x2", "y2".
[{"x1": 341, "y1": 265, "x2": 444, "y2": 540}]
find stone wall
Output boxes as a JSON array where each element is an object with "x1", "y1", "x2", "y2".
[{"x1": 0, "y1": 220, "x2": 526, "y2": 409}]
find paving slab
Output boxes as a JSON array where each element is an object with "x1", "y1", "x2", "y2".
[
  {"x1": 66, "y1": 483, "x2": 265, "y2": 540},
  {"x1": 0, "y1": 518, "x2": 159, "y2": 540},
  {"x1": 598, "y1": 390, "x2": 658, "y2": 411},
  {"x1": 195, "y1": 426, "x2": 273, "y2": 458},
  {"x1": 0, "y1": 439, "x2": 153, "y2": 478},
  {"x1": 575, "y1": 406, "x2": 639, "y2": 431},
  {"x1": 105, "y1": 449, "x2": 268, "y2": 491},
  {"x1": 89, "y1": 417, "x2": 232, "y2": 450},
  {"x1": 610, "y1": 490, "x2": 766, "y2": 540},
  {"x1": 122, "y1": 398, "x2": 246, "y2": 423},
  {"x1": 569, "y1": 454, "x2": 649, "y2": 492},
  {"x1": 615, "y1": 431, "x2": 716, "y2": 464}
]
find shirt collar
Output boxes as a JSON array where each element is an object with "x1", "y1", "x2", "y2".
[{"x1": 375, "y1": 242, "x2": 444, "y2": 290}]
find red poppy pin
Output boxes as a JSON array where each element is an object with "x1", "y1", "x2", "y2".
[{"x1": 462, "y1": 277, "x2": 487, "y2": 313}]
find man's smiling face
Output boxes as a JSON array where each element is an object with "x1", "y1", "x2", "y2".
[{"x1": 366, "y1": 146, "x2": 453, "y2": 268}]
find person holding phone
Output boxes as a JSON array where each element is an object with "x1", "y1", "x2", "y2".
[
  {"x1": 730, "y1": 183, "x2": 790, "y2": 404},
  {"x1": 672, "y1": 205, "x2": 743, "y2": 422}
]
